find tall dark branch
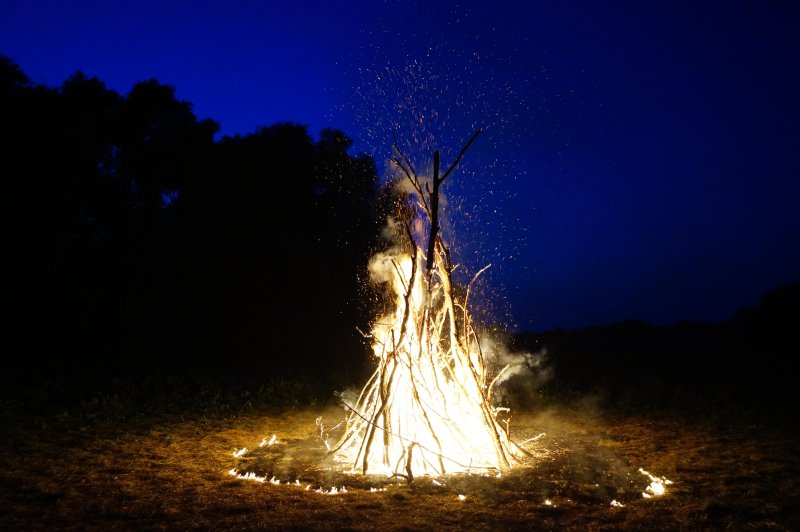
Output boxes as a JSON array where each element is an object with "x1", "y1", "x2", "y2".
[
  {"x1": 425, "y1": 150, "x2": 441, "y2": 273},
  {"x1": 425, "y1": 129, "x2": 482, "y2": 274}
]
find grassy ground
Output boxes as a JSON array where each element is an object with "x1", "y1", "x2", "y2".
[{"x1": 1, "y1": 391, "x2": 797, "y2": 530}]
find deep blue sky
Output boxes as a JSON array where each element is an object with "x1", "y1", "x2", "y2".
[{"x1": 2, "y1": 1, "x2": 798, "y2": 331}]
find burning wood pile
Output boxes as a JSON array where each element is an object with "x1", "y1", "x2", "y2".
[{"x1": 329, "y1": 130, "x2": 528, "y2": 480}]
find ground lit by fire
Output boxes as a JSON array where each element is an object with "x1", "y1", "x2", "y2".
[
  {"x1": 228, "y1": 405, "x2": 673, "y2": 504},
  {"x1": 2, "y1": 402, "x2": 798, "y2": 530}
]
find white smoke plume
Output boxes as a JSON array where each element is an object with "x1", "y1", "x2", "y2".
[{"x1": 481, "y1": 332, "x2": 551, "y2": 402}]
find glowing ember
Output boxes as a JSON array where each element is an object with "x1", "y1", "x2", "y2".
[
  {"x1": 329, "y1": 131, "x2": 527, "y2": 478},
  {"x1": 639, "y1": 467, "x2": 673, "y2": 498}
]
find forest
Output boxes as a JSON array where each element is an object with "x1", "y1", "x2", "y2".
[{"x1": 3, "y1": 54, "x2": 389, "y2": 397}]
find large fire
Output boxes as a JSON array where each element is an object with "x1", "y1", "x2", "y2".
[
  {"x1": 226, "y1": 131, "x2": 676, "y2": 502},
  {"x1": 328, "y1": 131, "x2": 527, "y2": 478}
]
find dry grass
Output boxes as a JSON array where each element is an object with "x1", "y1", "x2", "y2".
[{"x1": 1, "y1": 401, "x2": 797, "y2": 530}]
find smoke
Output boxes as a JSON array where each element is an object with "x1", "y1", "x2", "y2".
[
  {"x1": 391, "y1": 166, "x2": 427, "y2": 197},
  {"x1": 367, "y1": 248, "x2": 399, "y2": 285},
  {"x1": 389, "y1": 165, "x2": 449, "y2": 208},
  {"x1": 386, "y1": 164, "x2": 452, "y2": 250},
  {"x1": 337, "y1": 388, "x2": 361, "y2": 412},
  {"x1": 480, "y1": 331, "x2": 552, "y2": 406}
]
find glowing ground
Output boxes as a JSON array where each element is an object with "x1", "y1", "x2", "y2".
[{"x1": 1, "y1": 404, "x2": 797, "y2": 529}]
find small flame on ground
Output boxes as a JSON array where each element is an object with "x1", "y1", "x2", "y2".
[
  {"x1": 314, "y1": 486, "x2": 348, "y2": 495},
  {"x1": 544, "y1": 499, "x2": 553, "y2": 506},
  {"x1": 228, "y1": 468, "x2": 350, "y2": 495},
  {"x1": 232, "y1": 447, "x2": 247, "y2": 458},
  {"x1": 228, "y1": 469, "x2": 267, "y2": 483},
  {"x1": 259, "y1": 434, "x2": 277, "y2": 447},
  {"x1": 610, "y1": 499, "x2": 624, "y2": 507},
  {"x1": 457, "y1": 494, "x2": 466, "y2": 501},
  {"x1": 639, "y1": 467, "x2": 673, "y2": 498},
  {"x1": 233, "y1": 434, "x2": 278, "y2": 459}
]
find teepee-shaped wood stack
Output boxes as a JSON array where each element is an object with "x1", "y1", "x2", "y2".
[{"x1": 329, "y1": 131, "x2": 526, "y2": 480}]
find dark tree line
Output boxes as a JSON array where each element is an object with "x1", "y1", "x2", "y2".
[
  {"x1": 2, "y1": 55, "x2": 387, "y2": 386},
  {"x1": 512, "y1": 283, "x2": 800, "y2": 412}
]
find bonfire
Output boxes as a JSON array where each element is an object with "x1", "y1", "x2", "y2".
[{"x1": 329, "y1": 130, "x2": 528, "y2": 480}]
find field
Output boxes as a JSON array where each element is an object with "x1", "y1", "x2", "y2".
[{"x1": 2, "y1": 386, "x2": 797, "y2": 530}]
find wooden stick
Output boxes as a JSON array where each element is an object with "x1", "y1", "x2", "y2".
[
  {"x1": 440, "y1": 129, "x2": 482, "y2": 183},
  {"x1": 425, "y1": 150, "x2": 440, "y2": 274}
]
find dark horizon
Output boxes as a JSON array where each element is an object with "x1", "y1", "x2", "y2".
[{"x1": 2, "y1": 1, "x2": 799, "y2": 332}]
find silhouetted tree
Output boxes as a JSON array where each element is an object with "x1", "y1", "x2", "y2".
[{"x1": 2, "y1": 57, "x2": 386, "y2": 390}]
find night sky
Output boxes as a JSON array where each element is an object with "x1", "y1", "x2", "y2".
[{"x1": 2, "y1": 1, "x2": 798, "y2": 332}]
